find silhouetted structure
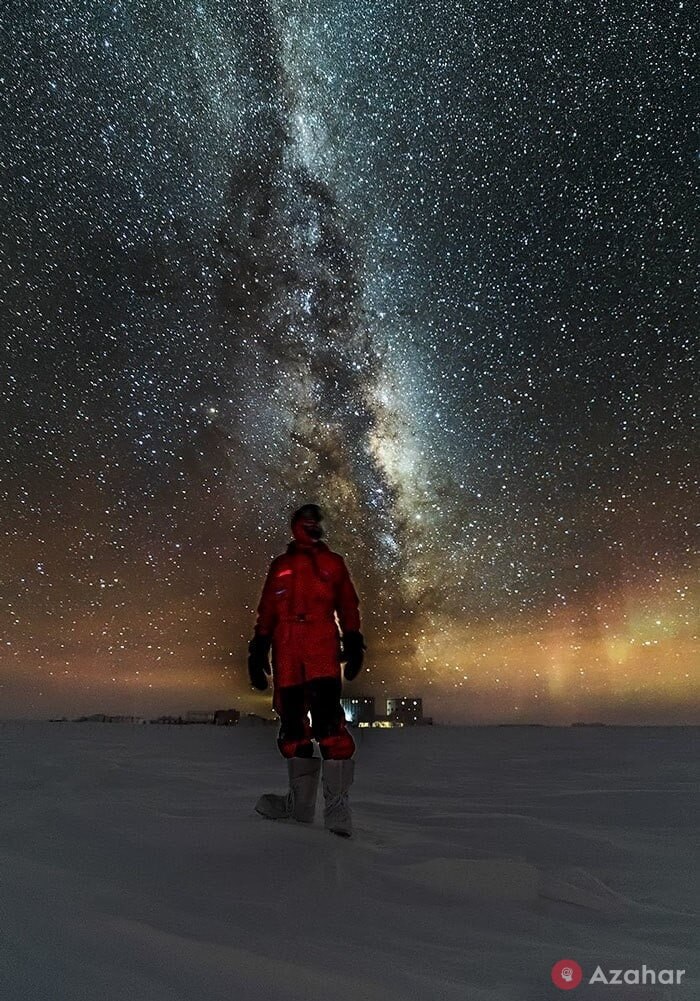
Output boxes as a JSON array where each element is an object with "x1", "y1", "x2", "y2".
[
  {"x1": 341, "y1": 696, "x2": 375, "y2": 724},
  {"x1": 387, "y1": 698, "x2": 424, "y2": 725},
  {"x1": 240, "y1": 713, "x2": 276, "y2": 726},
  {"x1": 185, "y1": 711, "x2": 216, "y2": 724},
  {"x1": 75, "y1": 714, "x2": 145, "y2": 724},
  {"x1": 214, "y1": 709, "x2": 240, "y2": 726}
]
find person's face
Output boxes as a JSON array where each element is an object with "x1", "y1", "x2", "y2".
[{"x1": 292, "y1": 516, "x2": 323, "y2": 544}]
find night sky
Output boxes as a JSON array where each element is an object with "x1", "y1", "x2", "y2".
[{"x1": 1, "y1": 1, "x2": 697, "y2": 723}]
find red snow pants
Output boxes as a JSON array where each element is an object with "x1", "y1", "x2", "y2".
[{"x1": 273, "y1": 676, "x2": 355, "y2": 760}]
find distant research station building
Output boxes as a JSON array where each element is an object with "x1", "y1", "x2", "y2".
[{"x1": 341, "y1": 696, "x2": 432, "y2": 727}]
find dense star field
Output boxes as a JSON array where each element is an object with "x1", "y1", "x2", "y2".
[{"x1": 1, "y1": 2, "x2": 696, "y2": 722}]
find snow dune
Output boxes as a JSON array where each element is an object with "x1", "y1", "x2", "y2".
[{"x1": 0, "y1": 722, "x2": 696, "y2": 1000}]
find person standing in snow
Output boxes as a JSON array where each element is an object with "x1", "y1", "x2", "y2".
[{"x1": 247, "y1": 503, "x2": 366, "y2": 837}]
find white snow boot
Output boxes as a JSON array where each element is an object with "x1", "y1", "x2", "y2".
[
  {"x1": 322, "y1": 758, "x2": 355, "y2": 838},
  {"x1": 255, "y1": 756, "x2": 321, "y2": 823}
]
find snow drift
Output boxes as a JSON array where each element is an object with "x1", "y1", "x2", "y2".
[{"x1": 0, "y1": 722, "x2": 696, "y2": 1000}]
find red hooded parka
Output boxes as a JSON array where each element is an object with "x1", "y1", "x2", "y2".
[{"x1": 253, "y1": 539, "x2": 361, "y2": 689}]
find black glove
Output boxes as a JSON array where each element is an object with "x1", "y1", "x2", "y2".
[
  {"x1": 341, "y1": 630, "x2": 365, "y2": 681},
  {"x1": 248, "y1": 634, "x2": 272, "y2": 691}
]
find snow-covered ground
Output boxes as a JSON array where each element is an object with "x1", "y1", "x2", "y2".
[{"x1": 0, "y1": 721, "x2": 696, "y2": 1000}]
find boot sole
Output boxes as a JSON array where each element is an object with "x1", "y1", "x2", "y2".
[{"x1": 255, "y1": 806, "x2": 316, "y2": 824}]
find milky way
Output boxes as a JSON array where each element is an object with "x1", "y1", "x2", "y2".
[{"x1": 1, "y1": 1, "x2": 696, "y2": 722}]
